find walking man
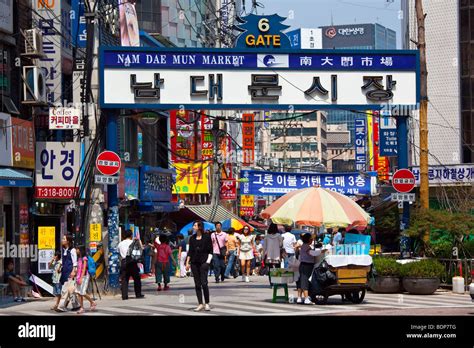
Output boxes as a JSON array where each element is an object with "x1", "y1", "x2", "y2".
[
  {"x1": 211, "y1": 222, "x2": 228, "y2": 283},
  {"x1": 224, "y1": 228, "x2": 238, "y2": 279},
  {"x1": 118, "y1": 230, "x2": 145, "y2": 300},
  {"x1": 282, "y1": 225, "x2": 296, "y2": 268}
]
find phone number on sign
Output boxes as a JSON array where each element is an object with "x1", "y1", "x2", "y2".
[{"x1": 35, "y1": 187, "x2": 78, "y2": 199}]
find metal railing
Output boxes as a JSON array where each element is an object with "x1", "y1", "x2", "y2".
[{"x1": 437, "y1": 258, "x2": 474, "y2": 290}]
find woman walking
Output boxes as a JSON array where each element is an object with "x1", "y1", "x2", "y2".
[
  {"x1": 56, "y1": 234, "x2": 78, "y2": 312},
  {"x1": 263, "y1": 224, "x2": 283, "y2": 286},
  {"x1": 236, "y1": 226, "x2": 255, "y2": 283},
  {"x1": 185, "y1": 221, "x2": 213, "y2": 312},
  {"x1": 75, "y1": 246, "x2": 97, "y2": 314}
]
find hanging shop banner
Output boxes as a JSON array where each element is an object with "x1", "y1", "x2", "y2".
[
  {"x1": 139, "y1": 166, "x2": 174, "y2": 201},
  {"x1": 172, "y1": 163, "x2": 210, "y2": 194},
  {"x1": 35, "y1": 142, "x2": 81, "y2": 199},
  {"x1": 38, "y1": 249, "x2": 55, "y2": 274},
  {"x1": 100, "y1": 47, "x2": 419, "y2": 110},
  {"x1": 220, "y1": 179, "x2": 237, "y2": 200},
  {"x1": 242, "y1": 113, "x2": 255, "y2": 166},
  {"x1": 201, "y1": 114, "x2": 214, "y2": 161},
  {"x1": 240, "y1": 170, "x2": 377, "y2": 196},
  {"x1": 240, "y1": 207, "x2": 255, "y2": 217},
  {"x1": 411, "y1": 164, "x2": 474, "y2": 186},
  {"x1": 354, "y1": 116, "x2": 367, "y2": 172},
  {"x1": 0, "y1": 113, "x2": 12, "y2": 166},
  {"x1": 379, "y1": 113, "x2": 398, "y2": 156},
  {"x1": 49, "y1": 107, "x2": 81, "y2": 130},
  {"x1": 118, "y1": 166, "x2": 140, "y2": 199},
  {"x1": 71, "y1": 0, "x2": 87, "y2": 48},
  {"x1": 240, "y1": 194, "x2": 255, "y2": 207},
  {"x1": 367, "y1": 112, "x2": 374, "y2": 171},
  {"x1": 119, "y1": 0, "x2": 140, "y2": 47},
  {"x1": 219, "y1": 134, "x2": 233, "y2": 179},
  {"x1": 89, "y1": 223, "x2": 102, "y2": 242},
  {"x1": 170, "y1": 110, "x2": 197, "y2": 162},
  {"x1": 11, "y1": 117, "x2": 35, "y2": 169},
  {"x1": 38, "y1": 226, "x2": 56, "y2": 250},
  {"x1": 372, "y1": 112, "x2": 389, "y2": 181},
  {"x1": 34, "y1": 0, "x2": 62, "y2": 104}
]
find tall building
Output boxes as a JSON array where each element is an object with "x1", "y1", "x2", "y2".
[
  {"x1": 327, "y1": 124, "x2": 355, "y2": 172},
  {"x1": 261, "y1": 111, "x2": 328, "y2": 172},
  {"x1": 320, "y1": 23, "x2": 396, "y2": 49},
  {"x1": 408, "y1": 0, "x2": 465, "y2": 165}
]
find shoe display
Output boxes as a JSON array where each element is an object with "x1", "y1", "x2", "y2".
[
  {"x1": 194, "y1": 304, "x2": 204, "y2": 312},
  {"x1": 205, "y1": 304, "x2": 211, "y2": 311}
]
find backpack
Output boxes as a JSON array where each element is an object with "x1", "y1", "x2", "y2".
[
  {"x1": 127, "y1": 239, "x2": 143, "y2": 263},
  {"x1": 87, "y1": 255, "x2": 96, "y2": 277}
]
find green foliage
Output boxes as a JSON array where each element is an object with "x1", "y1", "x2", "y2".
[
  {"x1": 375, "y1": 205, "x2": 400, "y2": 232},
  {"x1": 373, "y1": 257, "x2": 401, "y2": 277},
  {"x1": 400, "y1": 259, "x2": 445, "y2": 278},
  {"x1": 403, "y1": 209, "x2": 474, "y2": 257}
]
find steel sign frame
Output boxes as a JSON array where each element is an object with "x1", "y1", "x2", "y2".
[{"x1": 99, "y1": 46, "x2": 420, "y2": 110}]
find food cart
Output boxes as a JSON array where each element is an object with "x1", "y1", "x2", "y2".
[{"x1": 309, "y1": 254, "x2": 373, "y2": 305}]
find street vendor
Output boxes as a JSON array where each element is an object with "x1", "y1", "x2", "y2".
[{"x1": 296, "y1": 233, "x2": 328, "y2": 305}]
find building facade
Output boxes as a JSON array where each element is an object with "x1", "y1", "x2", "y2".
[
  {"x1": 327, "y1": 124, "x2": 355, "y2": 173},
  {"x1": 409, "y1": 0, "x2": 463, "y2": 165},
  {"x1": 320, "y1": 23, "x2": 396, "y2": 50}
]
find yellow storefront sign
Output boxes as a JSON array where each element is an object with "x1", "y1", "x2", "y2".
[
  {"x1": 38, "y1": 226, "x2": 55, "y2": 250},
  {"x1": 241, "y1": 195, "x2": 254, "y2": 207},
  {"x1": 90, "y1": 224, "x2": 102, "y2": 242},
  {"x1": 172, "y1": 163, "x2": 210, "y2": 194}
]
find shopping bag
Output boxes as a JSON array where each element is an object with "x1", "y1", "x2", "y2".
[{"x1": 138, "y1": 263, "x2": 144, "y2": 275}]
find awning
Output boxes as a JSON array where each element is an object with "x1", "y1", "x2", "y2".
[
  {"x1": 248, "y1": 220, "x2": 268, "y2": 229},
  {"x1": 0, "y1": 168, "x2": 33, "y2": 187},
  {"x1": 184, "y1": 204, "x2": 241, "y2": 222},
  {"x1": 138, "y1": 201, "x2": 179, "y2": 213}
]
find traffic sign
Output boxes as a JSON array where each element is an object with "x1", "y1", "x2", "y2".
[
  {"x1": 96, "y1": 151, "x2": 121, "y2": 176},
  {"x1": 392, "y1": 169, "x2": 416, "y2": 193},
  {"x1": 95, "y1": 175, "x2": 119, "y2": 185},
  {"x1": 391, "y1": 193, "x2": 416, "y2": 202}
]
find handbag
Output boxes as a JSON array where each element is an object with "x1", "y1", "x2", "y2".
[{"x1": 214, "y1": 233, "x2": 227, "y2": 258}]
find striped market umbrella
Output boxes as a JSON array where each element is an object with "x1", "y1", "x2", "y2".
[
  {"x1": 260, "y1": 187, "x2": 370, "y2": 228},
  {"x1": 221, "y1": 218, "x2": 254, "y2": 232}
]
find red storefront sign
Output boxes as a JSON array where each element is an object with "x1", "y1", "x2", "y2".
[
  {"x1": 11, "y1": 117, "x2": 35, "y2": 169},
  {"x1": 240, "y1": 207, "x2": 255, "y2": 217},
  {"x1": 242, "y1": 113, "x2": 255, "y2": 166},
  {"x1": 373, "y1": 112, "x2": 390, "y2": 181},
  {"x1": 170, "y1": 110, "x2": 197, "y2": 162},
  {"x1": 201, "y1": 113, "x2": 213, "y2": 161},
  {"x1": 220, "y1": 179, "x2": 236, "y2": 200}
]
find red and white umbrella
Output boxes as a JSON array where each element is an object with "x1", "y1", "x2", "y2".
[{"x1": 260, "y1": 187, "x2": 371, "y2": 228}]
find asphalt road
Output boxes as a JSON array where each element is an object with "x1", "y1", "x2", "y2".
[{"x1": 1, "y1": 275, "x2": 473, "y2": 316}]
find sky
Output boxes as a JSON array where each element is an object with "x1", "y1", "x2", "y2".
[{"x1": 255, "y1": 0, "x2": 403, "y2": 48}]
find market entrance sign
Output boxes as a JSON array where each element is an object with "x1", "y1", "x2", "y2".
[{"x1": 100, "y1": 47, "x2": 419, "y2": 110}]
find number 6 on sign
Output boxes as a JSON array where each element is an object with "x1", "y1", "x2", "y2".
[{"x1": 258, "y1": 18, "x2": 270, "y2": 32}]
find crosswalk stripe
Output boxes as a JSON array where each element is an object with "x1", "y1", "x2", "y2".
[
  {"x1": 130, "y1": 304, "x2": 217, "y2": 316},
  {"x1": 368, "y1": 294, "x2": 472, "y2": 306},
  {"x1": 216, "y1": 301, "x2": 292, "y2": 313},
  {"x1": 95, "y1": 306, "x2": 149, "y2": 315},
  {"x1": 120, "y1": 306, "x2": 166, "y2": 316}
]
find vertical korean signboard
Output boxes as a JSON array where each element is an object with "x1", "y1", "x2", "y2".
[
  {"x1": 201, "y1": 113, "x2": 213, "y2": 161},
  {"x1": 373, "y1": 112, "x2": 389, "y2": 181},
  {"x1": 34, "y1": 0, "x2": 62, "y2": 104},
  {"x1": 11, "y1": 117, "x2": 35, "y2": 169},
  {"x1": 355, "y1": 116, "x2": 367, "y2": 171},
  {"x1": 35, "y1": 142, "x2": 81, "y2": 199},
  {"x1": 242, "y1": 113, "x2": 255, "y2": 166},
  {"x1": 71, "y1": 0, "x2": 87, "y2": 48},
  {"x1": 379, "y1": 113, "x2": 398, "y2": 157},
  {"x1": 170, "y1": 110, "x2": 196, "y2": 163},
  {"x1": 240, "y1": 194, "x2": 255, "y2": 217}
]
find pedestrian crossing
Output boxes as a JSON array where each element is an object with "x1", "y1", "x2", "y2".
[{"x1": 2, "y1": 291, "x2": 472, "y2": 316}]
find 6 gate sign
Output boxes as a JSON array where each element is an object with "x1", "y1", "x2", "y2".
[
  {"x1": 392, "y1": 169, "x2": 416, "y2": 193},
  {"x1": 96, "y1": 151, "x2": 121, "y2": 176}
]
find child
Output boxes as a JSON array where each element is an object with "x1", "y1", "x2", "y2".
[
  {"x1": 4, "y1": 260, "x2": 27, "y2": 302},
  {"x1": 49, "y1": 251, "x2": 62, "y2": 310},
  {"x1": 154, "y1": 234, "x2": 177, "y2": 291},
  {"x1": 75, "y1": 247, "x2": 97, "y2": 314}
]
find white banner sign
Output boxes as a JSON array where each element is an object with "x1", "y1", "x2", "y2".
[
  {"x1": 35, "y1": 142, "x2": 81, "y2": 199},
  {"x1": 49, "y1": 107, "x2": 81, "y2": 129},
  {"x1": 103, "y1": 70, "x2": 417, "y2": 108},
  {"x1": 391, "y1": 193, "x2": 415, "y2": 202},
  {"x1": 38, "y1": 249, "x2": 54, "y2": 274},
  {"x1": 412, "y1": 164, "x2": 474, "y2": 186}
]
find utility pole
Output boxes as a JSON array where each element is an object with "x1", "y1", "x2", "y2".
[{"x1": 415, "y1": 0, "x2": 429, "y2": 211}]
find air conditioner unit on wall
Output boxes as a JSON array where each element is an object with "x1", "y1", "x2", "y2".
[
  {"x1": 22, "y1": 29, "x2": 45, "y2": 58},
  {"x1": 22, "y1": 66, "x2": 48, "y2": 105}
]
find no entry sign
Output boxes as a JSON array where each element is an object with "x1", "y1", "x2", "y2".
[
  {"x1": 96, "y1": 151, "x2": 121, "y2": 176},
  {"x1": 392, "y1": 169, "x2": 416, "y2": 193}
]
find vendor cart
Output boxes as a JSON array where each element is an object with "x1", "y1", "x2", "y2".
[{"x1": 309, "y1": 254, "x2": 372, "y2": 305}]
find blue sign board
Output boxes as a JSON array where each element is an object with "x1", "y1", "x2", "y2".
[
  {"x1": 234, "y1": 14, "x2": 291, "y2": 49},
  {"x1": 139, "y1": 166, "x2": 174, "y2": 202},
  {"x1": 286, "y1": 29, "x2": 301, "y2": 49},
  {"x1": 102, "y1": 49, "x2": 418, "y2": 71},
  {"x1": 124, "y1": 167, "x2": 139, "y2": 199},
  {"x1": 72, "y1": 0, "x2": 87, "y2": 48},
  {"x1": 355, "y1": 116, "x2": 367, "y2": 171},
  {"x1": 240, "y1": 170, "x2": 376, "y2": 196},
  {"x1": 343, "y1": 233, "x2": 371, "y2": 255},
  {"x1": 379, "y1": 115, "x2": 398, "y2": 157}
]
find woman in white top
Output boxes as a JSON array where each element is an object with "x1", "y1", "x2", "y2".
[{"x1": 236, "y1": 226, "x2": 255, "y2": 283}]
